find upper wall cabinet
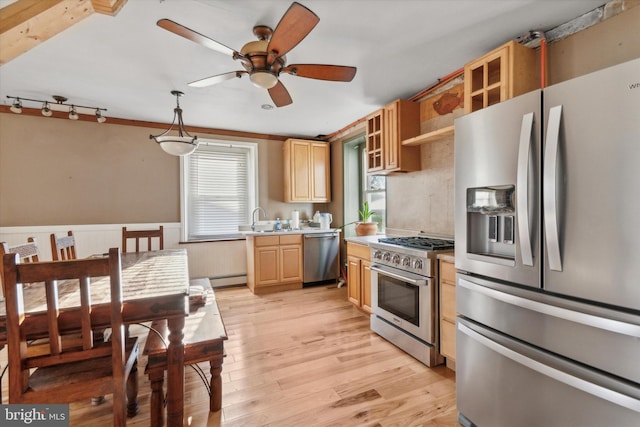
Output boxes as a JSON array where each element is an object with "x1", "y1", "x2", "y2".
[
  {"x1": 366, "y1": 99, "x2": 421, "y2": 174},
  {"x1": 283, "y1": 138, "x2": 331, "y2": 203},
  {"x1": 464, "y1": 40, "x2": 538, "y2": 114}
]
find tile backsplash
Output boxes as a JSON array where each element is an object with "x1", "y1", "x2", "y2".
[{"x1": 386, "y1": 137, "x2": 454, "y2": 238}]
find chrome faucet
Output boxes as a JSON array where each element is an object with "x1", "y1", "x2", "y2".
[{"x1": 251, "y1": 207, "x2": 267, "y2": 231}]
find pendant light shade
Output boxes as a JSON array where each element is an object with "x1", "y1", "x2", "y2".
[{"x1": 150, "y1": 90, "x2": 199, "y2": 156}]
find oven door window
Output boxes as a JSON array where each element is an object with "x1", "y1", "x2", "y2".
[{"x1": 377, "y1": 274, "x2": 419, "y2": 326}]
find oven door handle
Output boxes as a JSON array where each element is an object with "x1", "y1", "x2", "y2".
[{"x1": 370, "y1": 265, "x2": 427, "y2": 286}]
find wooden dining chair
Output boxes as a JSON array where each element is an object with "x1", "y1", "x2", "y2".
[
  {"x1": 2, "y1": 248, "x2": 139, "y2": 426},
  {"x1": 50, "y1": 230, "x2": 77, "y2": 260},
  {"x1": 0, "y1": 237, "x2": 40, "y2": 297},
  {"x1": 122, "y1": 226, "x2": 164, "y2": 253}
]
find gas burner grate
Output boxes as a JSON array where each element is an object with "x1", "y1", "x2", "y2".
[{"x1": 378, "y1": 236, "x2": 455, "y2": 251}]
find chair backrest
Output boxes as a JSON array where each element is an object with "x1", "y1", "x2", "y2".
[
  {"x1": 122, "y1": 226, "x2": 164, "y2": 253},
  {"x1": 0, "y1": 237, "x2": 40, "y2": 297},
  {"x1": 50, "y1": 230, "x2": 77, "y2": 260},
  {"x1": 2, "y1": 248, "x2": 126, "y2": 403}
]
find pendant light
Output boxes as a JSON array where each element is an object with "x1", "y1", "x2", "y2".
[{"x1": 150, "y1": 90, "x2": 199, "y2": 156}]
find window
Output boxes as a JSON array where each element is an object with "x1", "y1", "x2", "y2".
[
  {"x1": 343, "y1": 135, "x2": 386, "y2": 237},
  {"x1": 181, "y1": 140, "x2": 258, "y2": 240}
]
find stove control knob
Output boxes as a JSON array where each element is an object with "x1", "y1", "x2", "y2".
[
  {"x1": 392, "y1": 254, "x2": 401, "y2": 265},
  {"x1": 383, "y1": 252, "x2": 391, "y2": 262},
  {"x1": 373, "y1": 250, "x2": 383, "y2": 260},
  {"x1": 402, "y1": 257, "x2": 411, "y2": 267},
  {"x1": 413, "y1": 259, "x2": 423, "y2": 270}
]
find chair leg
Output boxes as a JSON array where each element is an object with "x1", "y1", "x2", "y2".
[
  {"x1": 148, "y1": 369, "x2": 165, "y2": 427},
  {"x1": 209, "y1": 358, "x2": 223, "y2": 412},
  {"x1": 126, "y1": 360, "x2": 139, "y2": 417}
]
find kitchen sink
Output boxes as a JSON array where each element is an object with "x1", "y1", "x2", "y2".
[{"x1": 238, "y1": 222, "x2": 273, "y2": 232}]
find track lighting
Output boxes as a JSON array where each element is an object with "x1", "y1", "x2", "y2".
[
  {"x1": 41, "y1": 102, "x2": 52, "y2": 117},
  {"x1": 10, "y1": 98, "x2": 22, "y2": 114},
  {"x1": 150, "y1": 90, "x2": 199, "y2": 156},
  {"x1": 6, "y1": 95, "x2": 107, "y2": 123}
]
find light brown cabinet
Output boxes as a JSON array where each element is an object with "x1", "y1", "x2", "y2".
[
  {"x1": 439, "y1": 257, "x2": 456, "y2": 370},
  {"x1": 366, "y1": 99, "x2": 421, "y2": 174},
  {"x1": 464, "y1": 40, "x2": 537, "y2": 114},
  {"x1": 283, "y1": 138, "x2": 331, "y2": 202},
  {"x1": 247, "y1": 234, "x2": 303, "y2": 294},
  {"x1": 346, "y1": 242, "x2": 372, "y2": 313}
]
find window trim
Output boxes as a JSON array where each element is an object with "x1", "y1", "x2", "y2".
[{"x1": 180, "y1": 139, "x2": 259, "y2": 241}]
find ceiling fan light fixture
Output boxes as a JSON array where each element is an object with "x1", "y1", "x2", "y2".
[
  {"x1": 150, "y1": 90, "x2": 199, "y2": 156},
  {"x1": 249, "y1": 71, "x2": 278, "y2": 89}
]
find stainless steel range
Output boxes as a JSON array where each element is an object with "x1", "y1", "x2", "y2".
[{"x1": 369, "y1": 236, "x2": 454, "y2": 366}]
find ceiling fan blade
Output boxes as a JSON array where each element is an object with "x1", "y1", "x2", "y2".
[
  {"x1": 157, "y1": 19, "x2": 237, "y2": 57},
  {"x1": 268, "y1": 81, "x2": 293, "y2": 107},
  {"x1": 283, "y1": 64, "x2": 357, "y2": 82},
  {"x1": 266, "y1": 2, "x2": 319, "y2": 65},
  {"x1": 188, "y1": 71, "x2": 246, "y2": 88}
]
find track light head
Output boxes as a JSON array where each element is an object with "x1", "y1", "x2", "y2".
[
  {"x1": 41, "y1": 102, "x2": 53, "y2": 117},
  {"x1": 10, "y1": 98, "x2": 22, "y2": 114}
]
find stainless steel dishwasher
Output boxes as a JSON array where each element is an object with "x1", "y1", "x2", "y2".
[{"x1": 303, "y1": 232, "x2": 339, "y2": 284}]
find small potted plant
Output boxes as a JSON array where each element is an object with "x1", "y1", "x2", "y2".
[{"x1": 355, "y1": 201, "x2": 378, "y2": 236}]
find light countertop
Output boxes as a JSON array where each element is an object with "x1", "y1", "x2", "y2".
[
  {"x1": 241, "y1": 228, "x2": 341, "y2": 237},
  {"x1": 344, "y1": 234, "x2": 388, "y2": 245}
]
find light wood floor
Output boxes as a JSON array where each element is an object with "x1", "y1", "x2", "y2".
[{"x1": 1, "y1": 284, "x2": 459, "y2": 426}]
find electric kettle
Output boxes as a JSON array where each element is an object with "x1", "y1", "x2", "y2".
[{"x1": 319, "y1": 213, "x2": 333, "y2": 229}]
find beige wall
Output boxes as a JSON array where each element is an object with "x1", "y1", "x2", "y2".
[{"x1": 0, "y1": 113, "x2": 317, "y2": 227}]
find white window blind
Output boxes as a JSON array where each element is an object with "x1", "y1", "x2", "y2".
[{"x1": 183, "y1": 141, "x2": 257, "y2": 239}]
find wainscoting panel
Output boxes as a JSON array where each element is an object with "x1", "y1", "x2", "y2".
[{"x1": 0, "y1": 223, "x2": 247, "y2": 282}]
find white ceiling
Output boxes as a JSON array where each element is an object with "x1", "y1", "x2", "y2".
[{"x1": 0, "y1": 0, "x2": 605, "y2": 138}]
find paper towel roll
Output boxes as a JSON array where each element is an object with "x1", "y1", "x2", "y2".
[{"x1": 291, "y1": 210, "x2": 300, "y2": 229}]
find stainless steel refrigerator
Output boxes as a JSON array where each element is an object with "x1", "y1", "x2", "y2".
[{"x1": 454, "y1": 58, "x2": 640, "y2": 426}]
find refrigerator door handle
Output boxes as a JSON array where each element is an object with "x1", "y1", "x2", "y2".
[
  {"x1": 458, "y1": 321, "x2": 640, "y2": 413},
  {"x1": 457, "y1": 277, "x2": 640, "y2": 337},
  {"x1": 517, "y1": 112, "x2": 534, "y2": 266},
  {"x1": 544, "y1": 105, "x2": 563, "y2": 271}
]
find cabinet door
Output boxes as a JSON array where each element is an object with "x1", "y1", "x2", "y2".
[
  {"x1": 366, "y1": 110, "x2": 384, "y2": 172},
  {"x1": 310, "y1": 143, "x2": 331, "y2": 202},
  {"x1": 347, "y1": 256, "x2": 361, "y2": 307},
  {"x1": 255, "y1": 246, "x2": 280, "y2": 286},
  {"x1": 440, "y1": 319, "x2": 456, "y2": 360},
  {"x1": 280, "y1": 244, "x2": 303, "y2": 283},
  {"x1": 288, "y1": 140, "x2": 312, "y2": 201},
  {"x1": 361, "y1": 259, "x2": 372, "y2": 314},
  {"x1": 384, "y1": 102, "x2": 400, "y2": 171},
  {"x1": 464, "y1": 41, "x2": 537, "y2": 114},
  {"x1": 465, "y1": 46, "x2": 508, "y2": 113}
]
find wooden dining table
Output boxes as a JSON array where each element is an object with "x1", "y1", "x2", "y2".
[{"x1": 0, "y1": 249, "x2": 190, "y2": 427}]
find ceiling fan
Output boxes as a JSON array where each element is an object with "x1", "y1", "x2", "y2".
[{"x1": 157, "y1": 2, "x2": 357, "y2": 107}]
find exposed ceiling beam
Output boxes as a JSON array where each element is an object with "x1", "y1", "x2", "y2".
[
  {"x1": 90, "y1": 0, "x2": 127, "y2": 16},
  {"x1": 0, "y1": 0, "x2": 127, "y2": 65}
]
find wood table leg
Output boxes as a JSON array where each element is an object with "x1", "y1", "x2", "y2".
[
  {"x1": 166, "y1": 316, "x2": 185, "y2": 427},
  {"x1": 209, "y1": 357, "x2": 223, "y2": 412},
  {"x1": 148, "y1": 369, "x2": 164, "y2": 427},
  {"x1": 126, "y1": 360, "x2": 139, "y2": 417}
]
